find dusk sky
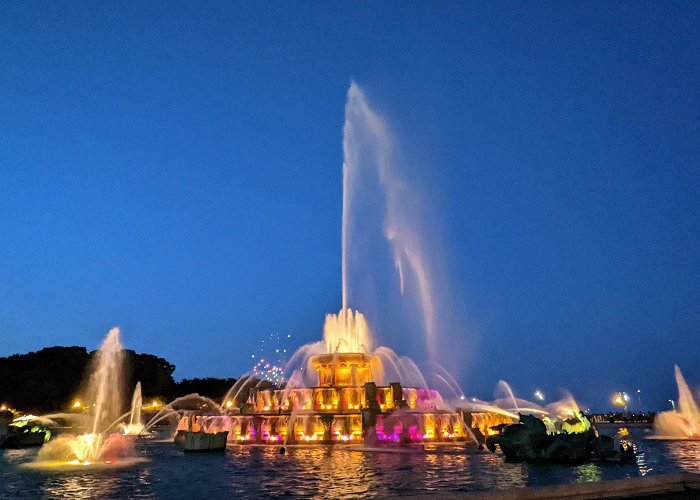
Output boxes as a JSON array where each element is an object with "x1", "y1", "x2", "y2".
[{"x1": 1, "y1": 2, "x2": 698, "y2": 411}]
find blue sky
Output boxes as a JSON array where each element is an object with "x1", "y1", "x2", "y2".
[{"x1": 1, "y1": 2, "x2": 698, "y2": 410}]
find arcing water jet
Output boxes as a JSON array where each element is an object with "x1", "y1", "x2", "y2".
[
  {"x1": 35, "y1": 328, "x2": 138, "y2": 467},
  {"x1": 653, "y1": 365, "x2": 700, "y2": 439}
]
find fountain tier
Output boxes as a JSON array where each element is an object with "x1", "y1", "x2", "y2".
[
  {"x1": 196, "y1": 349, "x2": 478, "y2": 445},
  {"x1": 311, "y1": 353, "x2": 380, "y2": 388}
]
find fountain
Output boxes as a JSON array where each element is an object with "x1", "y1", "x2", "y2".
[
  {"x1": 197, "y1": 83, "x2": 487, "y2": 447},
  {"x1": 32, "y1": 327, "x2": 142, "y2": 468},
  {"x1": 652, "y1": 365, "x2": 700, "y2": 439},
  {"x1": 477, "y1": 382, "x2": 634, "y2": 462},
  {"x1": 119, "y1": 382, "x2": 145, "y2": 435},
  {"x1": 205, "y1": 308, "x2": 473, "y2": 445}
]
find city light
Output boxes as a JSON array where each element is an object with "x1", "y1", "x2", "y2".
[{"x1": 612, "y1": 393, "x2": 625, "y2": 407}]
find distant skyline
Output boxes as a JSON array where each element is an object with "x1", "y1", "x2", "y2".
[{"x1": 1, "y1": 2, "x2": 699, "y2": 411}]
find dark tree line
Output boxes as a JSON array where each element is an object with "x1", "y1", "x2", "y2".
[
  {"x1": 0, "y1": 346, "x2": 241, "y2": 413},
  {"x1": 0, "y1": 346, "x2": 90, "y2": 412}
]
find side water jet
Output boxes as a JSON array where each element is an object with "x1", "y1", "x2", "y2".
[
  {"x1": 119, "y1": 382, "x2": 145, "y2": 435},
  {"x1": 652, "y1": 365, "x2": 700, "y2": 439},
  {"x1": 32, "y1": 328, "x2": 141, "y2": 468}
]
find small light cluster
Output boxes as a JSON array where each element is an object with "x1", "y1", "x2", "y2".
[{"x1": 250, "y1": 332, "x2": 293, "y2": 385}]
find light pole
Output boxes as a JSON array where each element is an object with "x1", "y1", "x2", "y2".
[
  {"x1": 669, "y1": 399, "x2": 676, "y2": 411},
  {"x1": 637, "y1": 389, "x2": 641, "y2": 408}
]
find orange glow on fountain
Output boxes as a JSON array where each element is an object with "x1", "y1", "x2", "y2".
[
  {"x1": 30, "y1": 328, "x2": 144, "y2": 469},
  {"x1": 311, "y1": 353, "x2": 380, "y2": 388},
  {"x1": 209, "y1": 308, "x2": 476, "y2": 446},
  {"x1": 652, "y1": 365, "x2": 700, "y2": 440},
  {"x1": 323, "y1": 308, "x2": 372, "y2": 354},
  {"x1": 202, "y1": 84, "x2": 485, "y2": 447}
]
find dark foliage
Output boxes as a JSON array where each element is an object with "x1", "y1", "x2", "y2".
[
  {"x1": 172, "y1": 378, "x2": 238, "y2": 400},
  {"x1": 124, "y1": 350, "x2": 176, "y2": 398},
  {"x1": 0, "y1": 346, "x2": 177, "y2": 413},
  {"x1": 0, "y1": 346, "x2": 90, "y2": 413}
]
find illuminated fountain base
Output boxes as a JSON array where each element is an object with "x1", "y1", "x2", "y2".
[
  {"x1": 198, "y1": 352, "x2": 504, "y2": 446},
  {"x1": 27, "y1": 433, "x2": 146, "y2": 470}
]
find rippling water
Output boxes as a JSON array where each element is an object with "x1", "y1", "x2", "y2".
[{"x1": 2, "y1": 426, "x2": 699, "y2": 499}]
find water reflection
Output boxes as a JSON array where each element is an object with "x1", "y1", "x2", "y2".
[
  {"x1": 664, "y1": 441, "x2": 700, "y2": 474},
  {"x1": 2, "y1": 428, "x2": 700, "y2": 499},
  {"x1": 575, "y1": 463, "x2": 602, "y2": 483},
  {"x1": 42, "y1": 474, "x2": 123, "y2": 500},
  {"x1": 633, "y1": 442, "x2": 653, "y2": 476}
]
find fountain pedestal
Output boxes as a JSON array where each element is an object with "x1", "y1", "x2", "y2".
[{"x1": 183, "y1": 431, "x2": 228, "y2": 452}]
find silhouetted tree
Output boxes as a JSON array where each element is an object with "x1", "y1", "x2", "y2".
[
  {"x1": 0, "y1": 346, "x2": 178, "y2": 412},
  {"x1": 124, "y1": 350, "x2": 176, "y2": 398},
  {"x1": 172, "y1": 377, "x2": 238, "y2": 400},
  {"x1": 0, "y1": 346, "x2": 90, "y2": 412}
]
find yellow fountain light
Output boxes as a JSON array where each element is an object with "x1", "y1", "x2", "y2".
[
  {"x1": 225, "y1": 401, "x2": 233, "y2": 409},
  {"x1": 612, "y1": 393, "x2": 626, "y2": 407},
  {"x1": 151, "y1": 401, "x2": 159, "y2": 408},
  {"x1": 73, "y1": 400, "x2": 82, "y2": 409},
  {"x1": 0, "y1": 404, "x2": 7, "y2": 411}
]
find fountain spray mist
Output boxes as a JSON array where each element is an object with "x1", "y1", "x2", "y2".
[
  {"x1": 86, "y1": 327, "x2": 126, "y2": 435},
  {"x1": 341, "y1": 81, "x2": 451, "y2": 364},
  {"x1": 35, "y1": 327, "x2": 138, "y2": 466},
  {"x1": 653, "y1": 365, "x2": 700, "y2": 439}
]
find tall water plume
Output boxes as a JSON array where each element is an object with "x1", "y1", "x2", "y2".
[
  {"x1": 85, "y1": 327, "x2": 126, "y2": 435},
  {"x1": 36, "y1": 327, "x2": 136, "y2": 466},
  {"x1": 323, "y1": 308, "x2": 372, "y2": 353},
  {"x1": 341, "y1": 81, "x2": 450, "y2": 364},
  {"x1": 128, "y1": 383, "x2": 142, "y2": 430},
  {"x1": 654, "y1": 365, "x2": 700, "y2": 439},
  {"x1": 119, "y1": 382, "x2": 144, "y2": 435}
]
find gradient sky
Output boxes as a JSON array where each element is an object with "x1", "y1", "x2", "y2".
[{"x1": 1, "y1": 2, "x2": 698, "y2": 411}]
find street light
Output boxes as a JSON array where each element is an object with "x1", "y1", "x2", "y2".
[{"x1": 669, "y1": 399, "x2": 676, "y2": 411}]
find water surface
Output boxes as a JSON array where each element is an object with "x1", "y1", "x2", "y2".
[{"x1": 2, "y1": 427, "x2": 699, "y2": 498}]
